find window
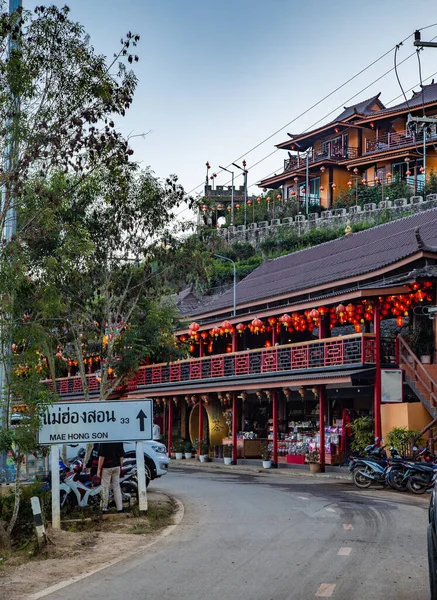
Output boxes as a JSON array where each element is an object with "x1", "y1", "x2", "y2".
[{"x1": 299, "y1": 177, "x2": 320, "y2": 205}]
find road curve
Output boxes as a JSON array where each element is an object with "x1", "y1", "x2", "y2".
[{"x1": 41, "y1": 467, "x2": 429, "y2": 600}]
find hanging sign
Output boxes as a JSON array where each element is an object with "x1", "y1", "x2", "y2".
[
  {"x1": 38, "y1": 399, "x2": 153, "y2": 445},
  {"x1": 381, "y1": 369, "x2": 403, "y2": 403}
]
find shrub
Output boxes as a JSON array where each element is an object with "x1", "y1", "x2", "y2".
[{"x1": 350, "y1": 416, "x2": 374, "y2": 453}]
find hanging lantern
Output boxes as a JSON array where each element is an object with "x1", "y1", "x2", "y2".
[
  {"x1": 267, "y1": 196, "x2": 272, "y2": 203},
  {"x1": 312, "y1": 386, "x2": 319, "y2": 397},
  {"x1": 268, "y1": 317, "x2": 277, "y2": 326},
  {"x1": 301, "y1": 188, "x2": 306, "y2": 194},
  {"x1": 257, "y1": 197, "x2": 262, "y2": 203},
  {"x1": 217, "y1": 203, "x2": 223, "y2": 210},
  {"x1": 221, "y1": 320, "x2": 233, "y2": 334},
  {"x1": 420, "y1": 166, "x2": 425, "y2": 173},
  {"x1": 179, "y1": 335, "x2": 187, "y2": 342},
  {"x1": 396, "y1": 316, "x2": 403, "y2": 327},
  {"x1": 331, "y1": 183, "x2": 337, "y2": 189},
  {"x1": 309, "y1": 308, "x2": 320, "y2": 322},
  {"x1": 280, "y1": 314, "x2": 292, "y2": 328},
  {"x1": 336, "y1": 303, "x2": 346, "y2": 317},
  {"x1": 236, "y1": 323, "x2": 245, "y2": 335},
  {"x1": 345, "y1": 303, "x2": 355, "y2": 316},
  {"x1": 189, "y1": 344, "x2": 195, "y2": 353},
  {"x1": 247, "y1": 199, "x2": 252, "y2": 206},
  {"x1": 291, "y1": 191, "x2": 296, "y2": 196},
  {"x1": 277, "y1": 194, "x2": 282, "y2": 200},
  {"x1": 347, "y1": 180, "x2": 352, "y2": 187},
  {"x1": 265, "y1": 340, "x2": 272, "y2": 347},
  {"x1": 354, "y1": 324, "x2": 361, "y2": 333},
  {"x1": 387, "y1": 172, "x2": 392, "y2": 179},
  {"x1": 298, "y1": 386, "x2": 305, "y2": 398},
  {"x1": 320, "y1": 186, "x2": 324, "y2": 192},
  {"x1": 189, "y1": 322, "x2": 200, "y2": 332},
  {"x1": 226, "y1": 344, "x2": 232, "y2": 353},
  {"x1": 251, "y1": 318, "x2": 264, "y2": 334},
  {"x1": 201, "y1": 331, "x2": 208, "y2": 340},
  {"x1": 227, "y1": 206, "x2": 231, "y2": 212},
  {"x1": 361, "y1": 178, "x2": 367, "y2": 185},
  {"x1": 406, "y1": 170, "x2": 411, "y2": 176},
  {"x1": 235, "y1": 203, "x2": 241, "y2": 210},
  {"x1": 211, "y1": 327, "x2": 221, "y2": 338},
  {"x1": 320, "y1": 166, "x2": 326, "y2": 173}
]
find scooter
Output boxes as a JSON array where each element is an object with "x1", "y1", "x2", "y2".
[{"x1": 349, "y1": 444, "x2": 393, "y2": 489}]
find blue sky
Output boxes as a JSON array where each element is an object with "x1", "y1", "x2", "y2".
[{"x1": 30, "y1": 1, "x2": 437, "y2": 220}]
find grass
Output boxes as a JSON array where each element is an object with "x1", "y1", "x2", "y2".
[{"x1": 128, "y1": 500, "x2": 175, "y2": 535}]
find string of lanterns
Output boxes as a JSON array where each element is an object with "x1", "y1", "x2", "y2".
[{"x1": 180, "y1": 282, "x2": 433, "y2": 351}]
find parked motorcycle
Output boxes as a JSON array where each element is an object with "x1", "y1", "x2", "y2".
[{"x1": 349, "y1": 444, "x2": 390, "y2": 489}]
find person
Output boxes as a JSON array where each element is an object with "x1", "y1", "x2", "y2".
[
  {"x1": 153, "y1": 420, "x2": 161, "y2": 441},
  {"x1": 97, "y1": 442, "x2": 125, "y2": 513},
  {"x1": 85, "y1": 443, "x2": 100, "y2": 478},
  {"x1": 243, "y1": 418, "x2": 252, "y2": 433}
]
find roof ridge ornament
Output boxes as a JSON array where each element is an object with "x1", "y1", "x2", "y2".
[{"x1": 415, "y1": 226, "x2": 437, "y2": 252}]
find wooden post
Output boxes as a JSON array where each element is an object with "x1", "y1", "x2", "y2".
[
  {"x1": 167, "y1": 398, "x2": 173, "y2": 456},
  {"x1": 374, "y1": 306, "x2": 382, "y2": 441},
  {"x1": 272, "y1": 390, "x2": 278, "y2": 468},
  {"x1": 232, "y1": 392, "x2": 238, "y2": 464},
  {"x1": 319, "y1": 386, "x2": 326, "y2": 472}
]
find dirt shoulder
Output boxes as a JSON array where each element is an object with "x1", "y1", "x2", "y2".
[{"x1": 0, "y1": 490, "x2": 182, "y2": 600}]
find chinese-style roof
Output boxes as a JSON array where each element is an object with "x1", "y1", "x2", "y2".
[
  {"x1": 277, "y1": 94, "x2": 385, "y2": 149},
  {"x1": 185, "y1": 208, "x2": 437, "y2": 318},
  {"x1": 358, "y1": 82, "x2": 437, "y2": 121}
]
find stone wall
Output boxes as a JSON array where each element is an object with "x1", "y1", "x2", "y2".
[{"x1": 216, "y1": 194, "x2": 437, "y2": 246}]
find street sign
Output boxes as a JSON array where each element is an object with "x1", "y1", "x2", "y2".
[{"x1": 38, "y1": 399, "x2": 153, "y2": 445}]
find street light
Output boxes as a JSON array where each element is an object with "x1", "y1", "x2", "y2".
[
  {"x1": 232, "y1": 161, "x2": 248, "y2": 227},
  {"x1": 219, "y1": 165, "x2": 234, "y2": 226},
  {"x1": 214, "y1": 254, "x2": 236, "y2": 317}
]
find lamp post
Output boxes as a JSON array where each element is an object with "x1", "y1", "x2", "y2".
[
  {"x1": 305, "y1": 151, "x2": 310, "y2": 216},
  {"x1": 232, "y1": 161, "x2": 248, "y2": 227},
  {"x1": 214, "y1": 254, "x2": 236, "y2": 317},
  {"x1": 219, "y1": 165, "x2": 234, "y2": 226}
]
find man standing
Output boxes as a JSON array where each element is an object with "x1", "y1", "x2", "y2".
[{"x1": 97, "y1": 442, "x2": 125, "y2": 513}]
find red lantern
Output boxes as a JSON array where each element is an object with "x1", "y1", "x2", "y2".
[
  {"x1": 320, "y1": 186, "x2": 324, "y2": 192},
  {"x1": 247, "y1": 199, "x2": 252, "y2": 206},
  {"x1": 201, "y1": 331, "x2": 208, "y2": 340},
  {"x1": 396, "y1": 316, "x2": 403, "y2": 327},
  {"x1": 211, "y1": 327, "x2": 221, "y2": 337},
  {"x1": 336, "y1": 304, "x2": 346, "y2": 317},
  {"x1": 406, "y1": 170, "x2": 411, "y2": 177},
  {"x1": 257, "y1": 197, "x2": 262, "y2": 203},
  {"x1": 265, "y1": 340, "x2": 272, "y2": 347},
  {"x1": 189, "y1": 344, "x2": 195, "y2": 353},
  {"x1": 331, "y1": 183, "x2": 337, "y2": 189},
  {"x1": 189, "y1": 322, "x2": 200, "y2": 332},
  {"x1": 420, "y1": 166, "x2": 425, "y2": 174},
  {"x1": 227, "y1": 206, "x2": 231, "y2": 211},
  {"x1": 309, "y1": 308, "x2": 320, "y2": 322},
  {"x1": 354, "y1": 324, "x2": 361, "y2": 333},
  {"x1": 251, "y1": 318, "x2": 264, "y2": 334},
  {"x1": 236, "y1": 323, "x2": 245, "y2": 335},
  {"x1": 347, "y1": 180, "x2": 352, "y2": 187},
  {"x1": 361, "y1": 178, "x2": 367, "y2": 185},
  {"x1": 280, "y1": 314, "x2": 292, "y2": 328},
  {"x1": 217, "y1": 204, "x2": 223, "y2": 210},
  {"x1": 345, "y1": 303, "x2": 355, "y2": 315},
  {"x1": 221, "y1": 320, "x2": 233, "y2": 334},
  {"x1": 268, "y1": 317, "x2": 277, "y2": 326},
  {"x1": 277, "y1": 194, "x2": 282, "y2": 200},
  {"x1": 291, "y1": 191, "x2": 296, "y2": 196},
  {"x1": 179, "y1": 335, "x2": 187, "y2": 342},
  {"x1": 235, "y1": 204, "x2": 241, "y2": 210},
  {"x1": 267, "y1": 197, "x2": 272, "y2": 203}
]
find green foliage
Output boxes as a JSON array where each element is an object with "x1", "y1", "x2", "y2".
[
  {"x1": 0, "y1": 482, "x2": 51, "y2": 545},
  {"x1": 350, "y1": 416, "x2": 375, "y2": 453},
  {"x1": 407, "y1": 324, "x2": 435, "y2": 356},
  {"x1": 334, "y1": 181, "x2": 414, "y2": 209},
  {"x1": 171, "y1": 438, "x2": 185, "y2": 453},
  {"x1": 426, "y1": 169, "x2": 437, "y2": 195},
  {"x1": 386, "y1": 426, "x2": 423, "y2": 456},
  {"x1": 260, "y1": 441, "x2": 271, "y2": 461},
  {"x1": 305, "y1": 450, "x2": 320, "y2": 464}
]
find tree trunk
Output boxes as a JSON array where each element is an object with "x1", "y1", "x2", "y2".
[
  {"x1": 6, "y1": 458, "x2": 22, "y2": 537},
  {"x1": 0, "y1": 520, "x2": 11, "y2": 551}
]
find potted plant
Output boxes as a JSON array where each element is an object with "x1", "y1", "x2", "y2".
[
  {"x1": 407, "y1": 327, "x2": 434, "y2": 363},
  {"x1": 260, "y1": 441, "x2": 272, "y2": 469},
  {"x1": 223, "y1": 444, "x2": 233, "y2": 465},
  {"x1": 172, "y1": 438, "x2": 185, "y2": 460},
  {"x1": 194, "y1": 439, "x2": 209, "y2": 462},
  {"x1": 305, "y1": 450, "x2": 321, "y2": 473},
  {"x1": 184, "y1": 440, "x2": 193, "y2": 459}
]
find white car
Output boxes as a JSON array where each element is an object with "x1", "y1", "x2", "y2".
[{"x1": 67, "y1": 440, "x2": 170, "y2": 486}]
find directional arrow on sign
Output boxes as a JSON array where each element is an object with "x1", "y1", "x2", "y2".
[{"x1": 136, "y1": 410, "x2": 147, "y2": 432}]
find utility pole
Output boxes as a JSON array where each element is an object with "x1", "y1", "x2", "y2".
[{"x1": 0, "y1": 0, "x2": 21, "y2": 477}]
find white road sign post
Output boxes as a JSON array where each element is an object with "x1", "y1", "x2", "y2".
[{"x1": 38, "y1": 399, "x2": 153, "y2": 526}]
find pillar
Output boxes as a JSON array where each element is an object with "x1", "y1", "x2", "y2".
[
  {"x1": 198, "y1": 399, "x2": 203, "y2": 446},
  {"x1": 199, "y1": 341, "x2": 204, "y2": 358},
  {"x1": 272, "y1": 390, "x2": 278, "y2": 468},
  {"x1": 232, "y1": 392, "x2": 238, "y2": 464},
  {"x1": 181, "y1": 399, "x2": 187, "y2": 439},
  {"x1": 272, "y1": 326, "x2": 277, "y2": 346},
  {"x1": 373, "y1": 305, "x2": 382, "y2": 441},
  {"x1": 232, "y1": 330, "x2": 237, "y2": 353},
  {"x1": 167, "y1": 398, "x2": 173, "y2": 456},
  {"x1": 319, "y1": 385, "x2": 326, "y2": 472}
]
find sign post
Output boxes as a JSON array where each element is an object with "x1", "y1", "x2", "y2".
[
  {"x1": 38, "y1": 399, "x2": 153, "y2": 526},
  {"x1": 136, "y1": 441, "x2": 148, "y2": 514},
  {"x1": 51, "y1": 445, "x2": 60, "y2": 529}
]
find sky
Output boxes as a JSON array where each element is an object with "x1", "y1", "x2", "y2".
[{"x1": 27, "y1": 0, "x2": 437, "y2": 222}]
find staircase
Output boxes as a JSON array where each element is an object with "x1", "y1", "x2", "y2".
[{"x1": 398, "y1": 336, "x2": 437, "y2": 419}]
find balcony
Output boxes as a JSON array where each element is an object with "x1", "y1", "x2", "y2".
[
  {"x1": 45, "y1": 334, "x2": 376, "y2": 396},
  {"x1": 284, "y1": 146, "x2": 358, "y2": 173},
  {"x1": 365, "y1": 128, "x2": 437, "y2": 154}
]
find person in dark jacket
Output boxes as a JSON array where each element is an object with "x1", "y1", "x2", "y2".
[
  {"x1": 97, "y1": 442, "x2": 125, "y2": 513},
  {"x1": 85, "y1": 443, "x2": 100, "y2": 477}
]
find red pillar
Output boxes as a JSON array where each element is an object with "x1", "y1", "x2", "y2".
[
  {"x1": 232, "y1": 392, "x2": 238, "y2": 464},
  {"x1": 272, "y1": 326, "x2": 277, "y2": 346},
  {"x1": 232, "y1": 331, "x2": 237, "y2": 353},
  {"x1": 199, "y1": 342, "x2": 204, "y2": 358},
  {"x1": 198, "y1": 399, "x2": 203, "y2": 451},
  {"x1": 374, "y1": 306, "x2": 382, "y2": 441},
  {"x1": 395, "y1": 335, "x2": 400, "y2": 365},
  {"x1": 319, "y1": 385, "x2": 326, "y2": 472},
  {"x1": 272, "y1": 390, "x2": 278, "y2": 467},
  {"x1": 167, "y1": 398, "x2": 173, "y2": 457}
]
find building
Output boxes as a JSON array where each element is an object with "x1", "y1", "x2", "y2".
[
  {"x1": 259, "y1": 83, "x2": 437, "y2": 210},
  {"x1": 48, "y1": 208, "x2": 437, "y2": 470}
]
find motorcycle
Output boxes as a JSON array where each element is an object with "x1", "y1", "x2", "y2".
[{"x1": 349, "y1": 444, "x2": 389, "y2": 489}]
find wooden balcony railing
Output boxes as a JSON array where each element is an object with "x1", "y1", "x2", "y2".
[
  {"x1": 284, "y1": 146, "x2": 358, "y2": 172},
  {"x1": 44, "y1": 334, "x2": 376, "y2": 396},
  {"x1": 365, "y1": 128, "x2": 437, "y2": 154}
]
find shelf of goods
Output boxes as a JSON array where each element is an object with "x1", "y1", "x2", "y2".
[
  {"x1": 222, "y1": 437, "x2": 268, "y2": 458},
  {"x1": 275, "y1": 421, "x2": 318, "y2": 464}
]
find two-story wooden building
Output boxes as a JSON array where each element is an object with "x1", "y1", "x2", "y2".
[
  {"x1": 49, "y1": 209, "x2": 437, "y2": 470},
  {"x1": 260, "y1": 83, "x2": 437, "y2": 209}
]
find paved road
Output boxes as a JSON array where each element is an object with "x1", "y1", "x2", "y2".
[{"x1": 44, "y1": 466, "x2": 429, "y2": 600}]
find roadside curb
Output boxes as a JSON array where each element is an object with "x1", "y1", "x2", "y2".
[
  {"x1": 170, "y1": 460, "x2": 352, "y2": 482},
  {"x1": 25, "y1": 491, "x2": 185, "y2": 600}
]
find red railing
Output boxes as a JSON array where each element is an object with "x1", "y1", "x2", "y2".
[
  {"x1": 365, "y1": 128, "x2": 437, "y2": 154},
  {"x1": 398, "y1": 335, "x2": 437, "y2": 410},
  {"x1": 44, "y1": 333, "x2": 375, "y2": 396}
]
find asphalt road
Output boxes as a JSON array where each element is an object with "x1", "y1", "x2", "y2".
[{"x1": 43, "y1": 466, "x2": 429, "y2": 600}]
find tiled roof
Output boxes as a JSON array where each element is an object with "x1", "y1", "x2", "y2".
[
  {"x1": 187, "y1": 208, "x2": 437, "y2": 317},
  {"x1": 370, "y1": 82, "x2": 437, "y2": 117},
  {"x1": 334, "y1": 94, "x2": 384, "y2": 121}
]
